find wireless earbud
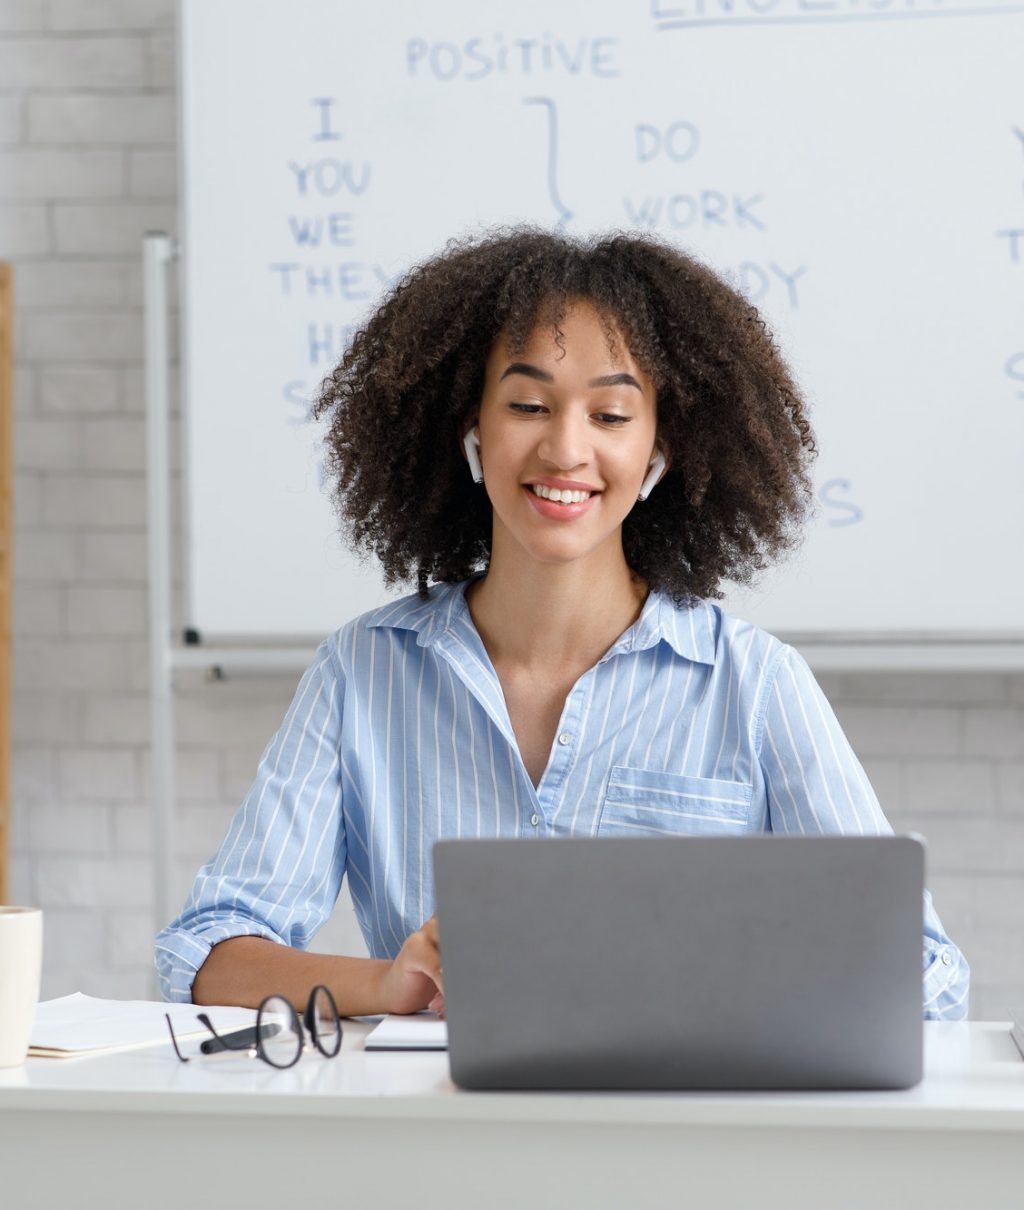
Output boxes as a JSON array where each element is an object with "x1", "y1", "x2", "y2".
[
  {"x1": 637, "y1": 450, "x2": 667, "y2": 501},
  {"x1": 463, "y1": 428, "x2": 484, "y2": 484}
]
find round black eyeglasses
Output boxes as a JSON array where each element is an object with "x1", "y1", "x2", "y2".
[{"x1": 165, "y1": 985, "x2": 343, "y2": 1069}]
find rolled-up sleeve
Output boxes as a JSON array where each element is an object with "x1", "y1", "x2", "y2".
[
  {"x1": 154, "y1": 639, "x2": 347, "y2": 1002},
  {"x1": 758, "y1": 646, "x2": 970, "y2": 1021}
]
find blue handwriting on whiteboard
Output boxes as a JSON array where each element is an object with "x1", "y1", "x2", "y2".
[
  {"x1": 283, "y1": 380, "x2": 315, "y2": 427},
  {"x1": 1007, "y1": 352, "x2": 1024, "y2": 399},
  {"x1": 650, "y1": 1, "x2": 1024, "y2": 32},
  {"x1": 310, "y1": 98, "x2": 341, "y2": 141},
  {"x1": 270, "y1": 262, "x2": 392, "y2": 299},
  {"x1": 635, "y1": 121, "x2": 700, "y2": 164},
  {"x1": 524, "y1": 97, "x2": 572, "y2": 227},
  {"x1": 997, "y1": 229, "x2": 1024, "y2": 264},
  {"x1": 285, "y1": 214, "x2": 355, "y2": 247},
  {"x1": 271, "y1": 260, "x2": 394, "y2": 295},
  {"x1": 819, "y1": 478, "x2": 864, "y2": 528},
  {"x1": 307, "y1": 323, "x2": 360, "y2": 366},
  {"x1": 999, "y1": 128, "x2": 1024, "y2": 263},
  {"x1": 719, "y1": 262, "x2": 806, "y2": 309},
  {"x1": 406, "y1": 34, "x2": 621, "y2": 81},
  {"x1": 288, "y1": 159, "x2": 371, "y2": 196},
  {"x1": 625, "y1": 191, "x2": 766, "y2": 231}
]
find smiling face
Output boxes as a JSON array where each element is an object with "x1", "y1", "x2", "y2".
[{"x1": 474, "y1": 300, "x2": 662, "y2": 577}]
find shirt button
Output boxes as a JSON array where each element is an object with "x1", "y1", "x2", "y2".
[
  {"x1": 941, "y1": 950, "x2": 953, "y2": 967},
  {"x1": 530, "y1": 814, "x2": 540, "y2": 827},
  {"x1": 557, "y1": 733, "x2": 572, "y2": 746}
]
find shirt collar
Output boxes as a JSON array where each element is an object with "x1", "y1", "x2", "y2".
[
  {"x1": 612, "y1": 591, "x2": 718, "y2": 666},
  {"x1": 365, "y1": 581, "x2": 470, "y2": 648},
  {"x1": 368, "y1": 580, "x2": 718, "y2": 667}
]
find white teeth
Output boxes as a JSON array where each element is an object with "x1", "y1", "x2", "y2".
[{"x1": 530, "y1": 485, "x2": 593, "y2": 504}]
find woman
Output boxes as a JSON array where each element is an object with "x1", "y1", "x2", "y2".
[{"x1": 156, "y1": 228, "x2": 968, "y2": 1019}]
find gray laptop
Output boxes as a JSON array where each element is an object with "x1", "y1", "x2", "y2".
[{"x1": 433, "y1": 835, "x2": 924, "y2": 1091}]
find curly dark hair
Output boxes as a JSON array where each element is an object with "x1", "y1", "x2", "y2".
[{"x1": 313, "y1": 226, "x2": 816, "y2": 604}]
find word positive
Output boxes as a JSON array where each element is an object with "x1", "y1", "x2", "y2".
[{"x1": 406, "y1": 34, "x2": 621, "y2": 81}]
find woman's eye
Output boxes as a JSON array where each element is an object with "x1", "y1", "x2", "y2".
[
  {"x1": 595, "y1": 413, "x2": 631, "y2": 426},
  {"x1": 509, "y1": 402, "x2": 545, "y2": 414}
]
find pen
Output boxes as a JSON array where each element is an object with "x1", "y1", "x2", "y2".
[{"x1": 199, "y1": 1022, "x2": 282, "y2": 1055}]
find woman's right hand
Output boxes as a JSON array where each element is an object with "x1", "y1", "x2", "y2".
[{"x1": 375, "y1": 916, "x2": 445, "y2": 1016}]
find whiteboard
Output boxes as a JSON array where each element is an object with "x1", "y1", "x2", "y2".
[{"x1": 179, "y1": 0, "x2": 1024, "y2": 641}]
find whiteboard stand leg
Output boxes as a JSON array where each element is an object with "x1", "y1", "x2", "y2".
[{"x1": 144, "y1": 231, "x2": 178, "y2": 995}]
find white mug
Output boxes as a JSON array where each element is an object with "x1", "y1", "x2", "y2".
[{"x1": 0, "y1": 907, "x2": 43, "y2": 1067}]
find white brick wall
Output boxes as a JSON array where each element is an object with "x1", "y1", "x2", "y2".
[{"x1": 3, "y1": 1, "x2": 1023, "y2": 1020}]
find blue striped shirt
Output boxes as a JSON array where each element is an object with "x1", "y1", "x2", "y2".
[{"x1": 155, "y1": 580, "x2": 969, "y2": 1018}]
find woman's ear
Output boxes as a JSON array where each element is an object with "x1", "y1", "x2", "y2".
[
  {"x1": 638, "y1": 448, "x2": 668, "y2": 502},
  {"x1": 462, "y1": 426, "x2": 483, "y2": 484}
]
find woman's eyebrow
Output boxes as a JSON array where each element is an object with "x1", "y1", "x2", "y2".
[
  {"x1": 500, "y1": 363, "x2": 642, "y2": 391},
  {"x1": 500, "y1": 362, "x2": 554, "y2": 383},
  {"x1": 589, "y1": 372, "x2": 642, "y2": 391}
]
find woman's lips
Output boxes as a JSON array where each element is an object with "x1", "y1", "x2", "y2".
[{"x1": 523, "y1": 484, "x2": 599, "y2": 521}]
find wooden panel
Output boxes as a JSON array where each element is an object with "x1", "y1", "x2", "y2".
[{"x1": 0, "y1": 263, "x2": 11, "y2": 904}]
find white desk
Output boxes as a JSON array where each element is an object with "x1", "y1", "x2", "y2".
[{"x1": 2, "y1": 1021, "x2": 1023, "y2": 1210}]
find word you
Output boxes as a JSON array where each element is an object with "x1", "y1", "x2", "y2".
[
  {"x1": 406, "y1": 34, "x2": 621, "y2": 81},
  {"x1": 288, "y1": 159, "x2": 370, "y2": 198}
]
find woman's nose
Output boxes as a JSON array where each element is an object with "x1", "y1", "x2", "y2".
[{"x1": 538, "y1": 414, "x2": 590, "y2": 471}]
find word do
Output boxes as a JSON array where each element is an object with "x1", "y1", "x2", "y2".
[{"x1": 635, "y1": 121, "x2": 700, "y2": 164}]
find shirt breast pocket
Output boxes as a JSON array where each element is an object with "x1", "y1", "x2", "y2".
[{"x1": 597, "y1": 767, "x2": 756, "y2": 837}]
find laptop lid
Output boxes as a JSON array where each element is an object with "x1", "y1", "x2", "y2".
[{"x1": 433, "y1": 835, "x2": 924, "y2": 1091}]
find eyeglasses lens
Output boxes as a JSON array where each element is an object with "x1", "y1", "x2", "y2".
[
  {"x1": 310, "y1": 986, "x2": 342, "y2": 1057},
  {"x1": 257, "y1": 995, "x2": 302, "y2": 1068}
]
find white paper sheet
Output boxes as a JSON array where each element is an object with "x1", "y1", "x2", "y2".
[
  {"x1": 364, "y1": 1013, "x2": 448, "y2": 1051},
  {"x1": 30, "y1": 992, "x2": 258, "y2": 1058}
]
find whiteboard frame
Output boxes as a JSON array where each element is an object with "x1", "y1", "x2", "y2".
[{"x1": 176, "y1": 0, "x2": 1024, "y2": 644}]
